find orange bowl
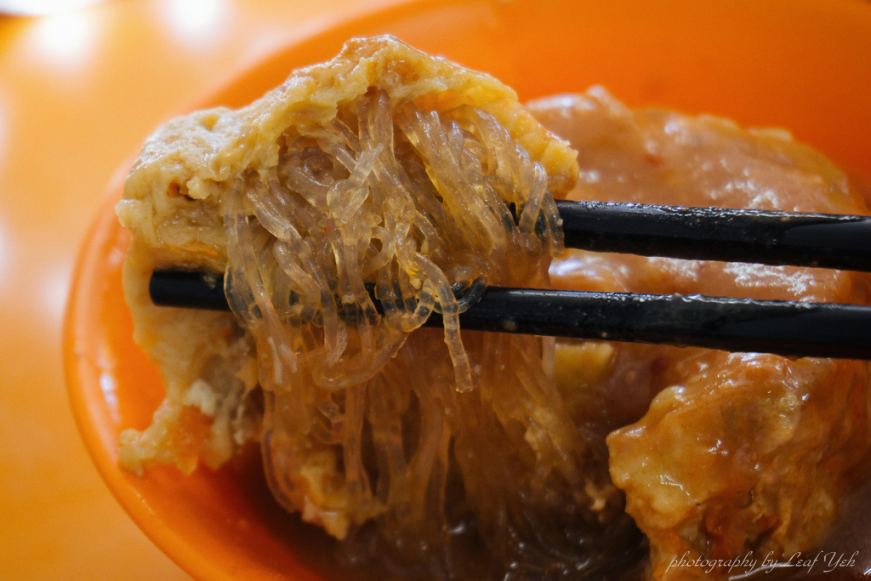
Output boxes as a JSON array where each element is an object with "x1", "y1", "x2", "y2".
[{"x1": 65, "y1": 0, "x2": 871, "y2": 579}]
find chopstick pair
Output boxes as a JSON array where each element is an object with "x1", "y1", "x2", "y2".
[{"x1": 149, "y1": 200, "x2": 871, "y2": 361}]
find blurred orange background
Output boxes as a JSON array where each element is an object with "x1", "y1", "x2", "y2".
[{"x1": 0, "y1": 1, "x2": 392, "y2": 578}]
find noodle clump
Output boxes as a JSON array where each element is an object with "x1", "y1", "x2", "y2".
[{"x1": 117, "y1": 37, "x2": 634, "y2": 579}]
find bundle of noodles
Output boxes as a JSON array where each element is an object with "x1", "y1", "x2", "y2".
[{"x1": 117, "y1": 37, "x2": 638, "y2": 579}]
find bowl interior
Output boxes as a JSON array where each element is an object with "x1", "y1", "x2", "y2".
[{"x1": 65, "y1": 0, "x2": 871, "y2": 579}]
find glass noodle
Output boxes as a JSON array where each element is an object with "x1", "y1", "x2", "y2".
[{"x1": 219, "y1": 90, "x2": 634, "y2": 577}]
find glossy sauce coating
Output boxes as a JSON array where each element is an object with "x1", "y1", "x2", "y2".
[{"x1": 531, "y1": 89, "x2": 871, "y2": 581}]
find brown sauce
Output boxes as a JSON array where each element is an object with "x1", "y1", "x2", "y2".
[{"x1": 531, "y1": 89, "x2": 871, "y2": 581}]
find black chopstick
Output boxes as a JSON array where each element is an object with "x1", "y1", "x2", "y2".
[
  {"x1": 149, "y1": 270, "x2": 871, "y2": 361},
  {"x1": 555, "y1": 200, "x2": 871, "y2": 271}
]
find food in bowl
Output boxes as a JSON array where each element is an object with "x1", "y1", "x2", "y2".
[{"x1": 115, "y1": 36, "x2": 871, "y2": 580}]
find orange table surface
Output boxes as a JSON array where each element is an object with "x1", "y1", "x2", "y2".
[{"x1": 0, "y1": 1, "x2": 391, "y2": 578}]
